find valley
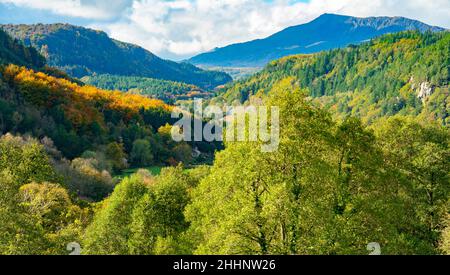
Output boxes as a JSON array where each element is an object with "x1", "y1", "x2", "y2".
[{"x1": 0, "y1": 11, "x2": 449, "y2": 256}]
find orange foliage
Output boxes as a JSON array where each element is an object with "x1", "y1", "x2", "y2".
[{"x1": 3, "y1": 65, "x2": 173, "y2": 127}]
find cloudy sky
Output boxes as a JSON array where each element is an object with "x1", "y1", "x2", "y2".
[{"x1": 0, "y1": 0, "x2": 449, "y2": 60}]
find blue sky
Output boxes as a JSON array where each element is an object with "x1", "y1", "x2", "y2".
[{"x1": 1, "y1": 0, "x2": 449, "y2": 60}]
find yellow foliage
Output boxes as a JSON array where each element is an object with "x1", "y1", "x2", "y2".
[{"x1": 3, "y1": 65, "x2": 173, "y2": 127}]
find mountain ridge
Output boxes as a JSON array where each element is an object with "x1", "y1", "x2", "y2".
[
  {"x1": 188, "y1": 13, "x2": 445, "y2": 67},
  {"x1": 1, "y1": 23, "x2": 232, "y2": 89}
]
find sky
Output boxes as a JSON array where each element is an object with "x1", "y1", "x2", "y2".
[{"x1": 0, "y1": 0, "x2": 449, "y2": 60}]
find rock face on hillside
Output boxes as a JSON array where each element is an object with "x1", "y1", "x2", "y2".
[{"x1": 417, "y1": 82, "x2": 434, "y2": 102}]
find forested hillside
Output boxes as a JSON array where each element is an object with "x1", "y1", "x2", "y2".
[
  {"x1": 218, "y1": 31, "x2": 449, "y2": 125},
  {"x1": 0, "y1": 27, "x2": 220, "y2": 202},
  {"x1": 1, "y1": 23, "x2": 232, "y2": 89},
  {"x1": 0, "y1": 28, "x2": 44, "y2": 68},
  {"x1": 82, "y1": 74, "x2": 213, "y2": 104},
  {"x1": 0, "y1": 65, "x2": 174, "y2": 157}
]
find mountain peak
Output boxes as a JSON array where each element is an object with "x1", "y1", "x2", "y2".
[
  {"x1": 188, "y1": 14, "x2": 445, "y2": 67},
  {"x1": 316, "y1": 13, "x2": 349, "y2": 19}
]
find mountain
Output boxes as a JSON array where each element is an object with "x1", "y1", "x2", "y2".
[
  {"x1": 216, "y1": 31, "x2": 449, "y2": 126},
  {"x1": 0, "y1": 23, "x2": 232, "y2": 89},
  {"x1": 188, "y1": 13, "x2": 445, "y2": 68}
]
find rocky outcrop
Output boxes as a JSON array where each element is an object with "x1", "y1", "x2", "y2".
[{"x1": 417, "y1": 81, "x2": 434, "y2": 102}]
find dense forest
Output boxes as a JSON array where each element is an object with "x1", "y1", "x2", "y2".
[
  {"x1": 1, "y1": 79, "x2": 449, "y2": 254},
  {"x1": 217, "y1": 31, "x2": 449, "y2": 126},
  {"x1": 0, "y1": 26, "x2": 449, "y2": 255},
  {"x1": 1, "y1": 23, "x2": 232, "y2": 89},
  {"x1": 82, "y1": 74, "x2": 213, "y2": 104},
  {"x1": 0, "y1": 65, "x2": 213, "y2": 199}
]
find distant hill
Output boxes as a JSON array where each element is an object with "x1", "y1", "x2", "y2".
[
  {"x1": 188, "y1": 13, "x2": 445, "y2": 68},
  {"x1": 1, "y1": 23, "x2": 232, "y2": 89},
  {"x1": 216, "y1": 31, "x2": 449, "y2": 126}
]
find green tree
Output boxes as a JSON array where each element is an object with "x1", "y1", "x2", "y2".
[
  {"x1": 0, "y1": 171, "x2": 48, "y2": 254},
  {"x1": 185, "y1": 78, "x2": 337, "y2": 254},
  {"x1": 82, "y1": 174, "x2": 149, "y2": 254},
  {"x1": 172, "y1": 143, "x2": 192, "y2": 164},
  {"x1": 83, "y1": 166, "x2": 192, "y2": 254},
  {"x1": 0, "y1": 134, "x2": 58, "y2": 185},
  {"x1": 129, "y1": 166, "x2": 191, "y2": 254},
  {"x1": 440, "y1": 215, "x2": 450, "y2": 254},
  {"x1": 0, "y1": 134, "x2": 84, "y2": 255},
  {"x1": 105, "y1": 142, "x2": 128, "y2": 172},
  {"x1": 372, "y1": 116, "x2": 450, "y2": 254},
  {"x1": 19, "y1": 182, "x2": 89, "y2": 255},
  {"x1": 130, "y1": 139, "x2": 154, "y2": 167}
]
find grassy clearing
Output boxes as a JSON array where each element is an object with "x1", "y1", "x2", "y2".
[{"x1": 114, "y1": 166, "x2": 162, "y2": 180}]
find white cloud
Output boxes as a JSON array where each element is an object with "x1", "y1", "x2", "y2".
[
  {"x1": 94, "y1": 0, "x2": 450, "y2": 59},
  {"x1": 0, "y1": 0, "x2": 132, "y2": 20},
  {"x1": 1, "y1": 0, "x2": 449, "y2": 59}
]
